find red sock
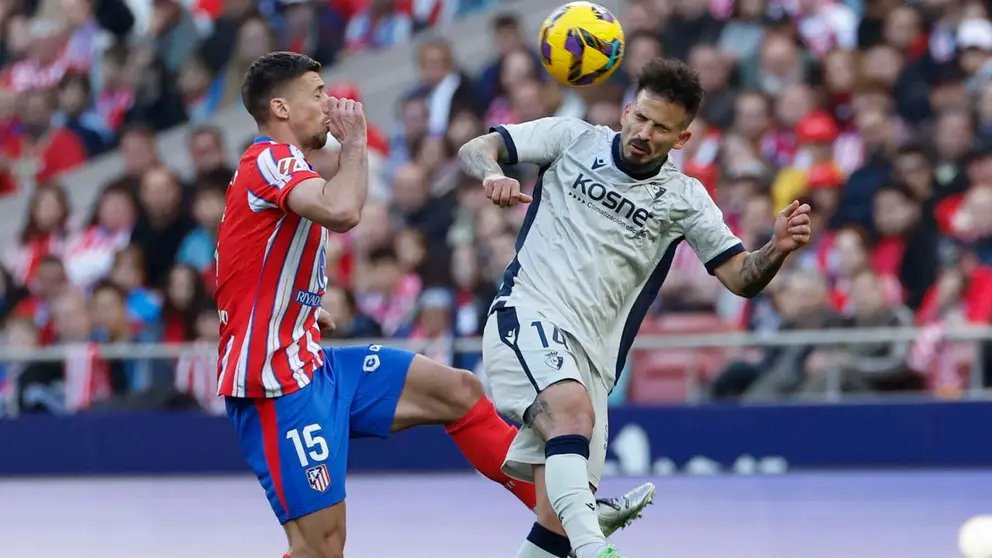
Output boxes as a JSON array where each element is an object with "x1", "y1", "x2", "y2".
[{"x1": 445, "y1": 396, "x2": 537, "y2": 509}]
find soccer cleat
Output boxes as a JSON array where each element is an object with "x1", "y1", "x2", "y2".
[
  {"x1": 596, "y1": 482, "x2": 656, "y2": 539},
  {"x1": 594, "y1": 545, "x2": 626, "y2": 557}
]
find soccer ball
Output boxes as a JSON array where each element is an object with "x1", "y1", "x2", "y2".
[
  {"x1": 538, "y1": 1, "x2": 625, "y2": 87},
  {"x1": 960, "y1": 516, "x2": 992, "y2": 558}
]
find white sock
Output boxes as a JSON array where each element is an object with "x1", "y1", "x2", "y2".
[
  {"x1": 515, "y1": 522, "x2": 571, "y2": 558},
  {"x1": 544, "y1": 439, "x2": 607, "y2": 556}
]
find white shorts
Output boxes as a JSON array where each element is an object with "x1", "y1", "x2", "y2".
[{"x1": 482, "y1": 306, "x2": 609, "y2": 489}]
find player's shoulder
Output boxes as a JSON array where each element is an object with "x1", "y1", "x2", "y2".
[
  {"x1": 503, "y1": 116, "x2": 596, "y2": 139},
  {"x1": 246, "y1": 139, "x2": 307, "y2": 163},
  {"x1": 657, "y1": 161, "x2": 718, "y2": 210},
  {"x1": 241, "y1": 139, "x2": 312, "y2": 187}
]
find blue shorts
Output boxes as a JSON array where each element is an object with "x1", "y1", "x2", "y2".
[{"x1": 226, "y1": 344, "x2": 415, "y2": 524}]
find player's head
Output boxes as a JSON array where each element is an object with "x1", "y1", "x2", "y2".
[
  {"x1": 620, "y1": 58, "x2": 705, "y2": 165},
  {"x1": 241, "y1": 51, "x2": 329, "y2": 151}
]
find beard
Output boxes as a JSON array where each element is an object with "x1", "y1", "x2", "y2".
[
  {"x1": 307, "y1": 131, "x2": 328, "y2": 150},
  {"x1": 306, "y1": 131, "x2": 328, "y2": 151}
]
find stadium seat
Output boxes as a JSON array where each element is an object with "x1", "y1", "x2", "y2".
[{"x1": 628, "y1": 313, "x2": 739, "y2": 404}]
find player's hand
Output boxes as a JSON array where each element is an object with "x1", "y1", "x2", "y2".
[
  {"x1": 483, "y1": 175, "x2": 532, "y2": 208},
  {"x1": 317, "y1": 308, "x2": 336, "y2": 334},
  {"x1": 326, "y1": 96, "x2": 367, "y2": 146},
  {"x1": 772, "y1": 200, "x2": 812, "y2": 253}
]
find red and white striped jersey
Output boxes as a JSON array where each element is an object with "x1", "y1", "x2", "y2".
[{"x1": 215, "y1": 137, "x2": 329, "y2": 399}]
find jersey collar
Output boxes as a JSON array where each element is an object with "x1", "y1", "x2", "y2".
[
  {"x1": 611, "y1": 134, "x2": 665, "y2": 181},
  {"x1": 253, "y1": 136, "x2": 274, "y2": 144}
]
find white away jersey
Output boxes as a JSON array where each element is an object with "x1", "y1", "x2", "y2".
[{"x1": 490, "y1": 117, "x2": 744, "y2": 385}]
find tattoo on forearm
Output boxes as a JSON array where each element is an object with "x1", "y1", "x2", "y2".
[
  {"x1": 523, "y1": 395, "x2": 557, "y2": 439},
  {"x1": 459, "y1": 135, "x2": 507, "y2": 181},
  {"x1": 738, "y1": 241, "x2": 787, "y2": 298}
]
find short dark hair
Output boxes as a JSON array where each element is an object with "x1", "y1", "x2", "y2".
[
  {"x1": 241, "y1": 52, "x2": 322, "y2": 124},
  {"x1": 875, "y1": 180, "x2": 916, "y2": 201},
  {"x1": 491, "y1": 12, "x2": 520, "y2": 30},
  {"x1": 634, "y1": 58, "x2": 705, "y2": 124},
  {"x1": 91, "y1": 279, "x2": 127, "y2": 302},
  {"x1": 368, "y1": 246, "x2": 398, "y2": 265},
  {"x1": 627, "y1": 30, "x2": 662, "y2": 52}
]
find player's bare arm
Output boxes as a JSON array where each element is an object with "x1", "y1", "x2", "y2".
[
  {"x1": 458, "y1": 131, "x2": 509, "y2": 179},
  {"x1": 714, "y1": 200, "x2": 812, "y2": 298},
  {"x1": 458, "y1": 131, "x2": 533, "y2": 207},
  {"x1": 286, "y1": 97, "x2": 369, "y2": 231}
]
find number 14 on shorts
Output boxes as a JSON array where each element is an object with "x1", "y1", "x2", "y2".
[{"x1": 530, "y1": 320, "x2": 569, "y2": 350}]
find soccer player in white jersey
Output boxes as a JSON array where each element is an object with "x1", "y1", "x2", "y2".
[{"x1": 458, "y1": 58, "x2": 812, "y2": 558}]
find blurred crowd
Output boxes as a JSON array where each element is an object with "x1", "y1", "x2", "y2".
[
  {"x1": 4, "y1": 0, "x2": 992, "y2": 416},
  {"x1": 0, "y1": 0, "x2": 495, "y2": 195}
]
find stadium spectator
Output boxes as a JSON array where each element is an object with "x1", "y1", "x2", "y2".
[
  {"x1": 175, "y1": 182, "x2": 223, "y2": 282},
  {"x1": 0, "y1": 90, "x2": 87, "y2": 193},
  {"x1": 130, "y1": 166, "x2": 194, "y2": 288},
  {"x1": 344, "y1": 0, "x2": 413, "y2": 53},
  {"x1": 108, "y1": 245, "x2": 162, "y2": 332},
  {"x1": 116, "y1": 124, "x2": 161, "y2": 183},
  {"x1": 186, "y1": 125, "x2": 233, "y2": 181},
  {"x1": 410, "y1": 38, "x2": 481, "y2": 136},
  {"x1": 321, "y1": 282, "x2": 384, "y2": 339},
  {"x1": 63, "y1": 180, "x2": 136, "y2": 289},
  {"x1": 158, "y1": 263, "x2": 210, "y2": 343},
  {"x1": 800, "y1": 269, "x2": 919, "y2": 396},
  {"x1": 55, "y1": 72, "x2": 110, "y2": 156},
  {"x1": 7, "y1": 315, "x2": 62, "y2": 414},
  {"x1": 713, "y1": 270, "x2": 844, "y2": 401},
  {"x1": 5, "y1": 185, "x2": 70, "y2": 285}
]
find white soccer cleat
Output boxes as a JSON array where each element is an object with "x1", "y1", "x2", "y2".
[{"x1": 596, "y1": 482, "x2": 657, "y2": 539}]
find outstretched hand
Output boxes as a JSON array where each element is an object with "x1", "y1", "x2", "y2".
[
  {"x1": 483, "y1": 175, "x2": 532, "y2": 208},
  {"x1": 772, "y1": 200, "x2": 812, "y2": 253}
]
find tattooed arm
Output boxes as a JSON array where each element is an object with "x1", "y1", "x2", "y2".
[
  {"x1": 685, "y1": 182, "x2": 809, "y2": 299},
  {"x1": 457, "y1": 131, "x2": 510, "y2": 181},
  {"x1": 458, "y1": 117, "x2": 588, "y2": 178},
  {"x1": 713, "y1": 242, "x2": 790, "y2": 299}
]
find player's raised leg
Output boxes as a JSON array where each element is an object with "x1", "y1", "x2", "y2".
[
  {"x1": 391, "y1": 352, "x2": 538, "y2": 508},
  {"x1": 327, "y1": 344, "x2": 536, "y2": 509}
]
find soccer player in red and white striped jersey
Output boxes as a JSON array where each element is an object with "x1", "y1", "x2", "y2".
[{"x1": 214, "y1": 136, "x2": 331, "y2": 398}]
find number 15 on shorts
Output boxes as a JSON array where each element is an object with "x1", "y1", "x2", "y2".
[{"x1": 286, "y1": 424, "x2": 329, "y2": 467}]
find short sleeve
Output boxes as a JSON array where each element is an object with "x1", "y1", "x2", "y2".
[
  {"x1": 491, "y1": 117, "x2": 589, "y2": 166},
  {"x1": 681, "y1": 180, "x2": 745, "y2": 275},
  {"x1": 251, "y1": 144, "x2": 322, "y2": 213}
]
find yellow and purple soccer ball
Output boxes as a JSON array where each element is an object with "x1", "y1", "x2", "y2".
[{"x1": 538, "y1": 1, "x2": 625, "y2": 87}]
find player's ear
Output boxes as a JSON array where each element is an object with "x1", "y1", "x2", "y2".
[
  {"x1": 620, "y1": 102, "x2": 631, "y2": 125},
  {"x1": 673, "y1": 128, "x2": 692, "y2": 150},
  {"x1": 269, "y1": 97, "x2": 290, "y2": 121}
]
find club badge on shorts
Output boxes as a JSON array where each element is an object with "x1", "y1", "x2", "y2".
[
  {"x1": 545, "y1": 350, "x2": 564, "y2": 370},
  {"x1": 306, "y1": 464, "x2": 331, "y2": 492}
]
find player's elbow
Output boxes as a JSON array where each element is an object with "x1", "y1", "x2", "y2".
[
  {"x1": 324, "y1": 207, "x2": 361, "y2": 232},
  {"x1": 736, "y1": 284, "x2": 762, "y2": 299}
]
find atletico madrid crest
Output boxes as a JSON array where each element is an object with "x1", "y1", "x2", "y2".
[{"x1": 306, "y1": 464, "x2": 331, "y2": 492}]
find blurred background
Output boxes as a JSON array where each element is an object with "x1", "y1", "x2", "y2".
[{"x1": 1, "y1": 0, "x2": 992, "y2": 556}]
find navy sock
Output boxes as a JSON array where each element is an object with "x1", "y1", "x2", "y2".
[{"x1": 527, "y1": 521, "x2": 571, "y2": 558}]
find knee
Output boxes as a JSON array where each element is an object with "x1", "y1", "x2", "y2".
[
  {"x1": 532, "y1": 380, "x2": 594, "y2": 439},
  {"x1": 445, "y1": 367, "x2": 486, "y2": 417}
]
